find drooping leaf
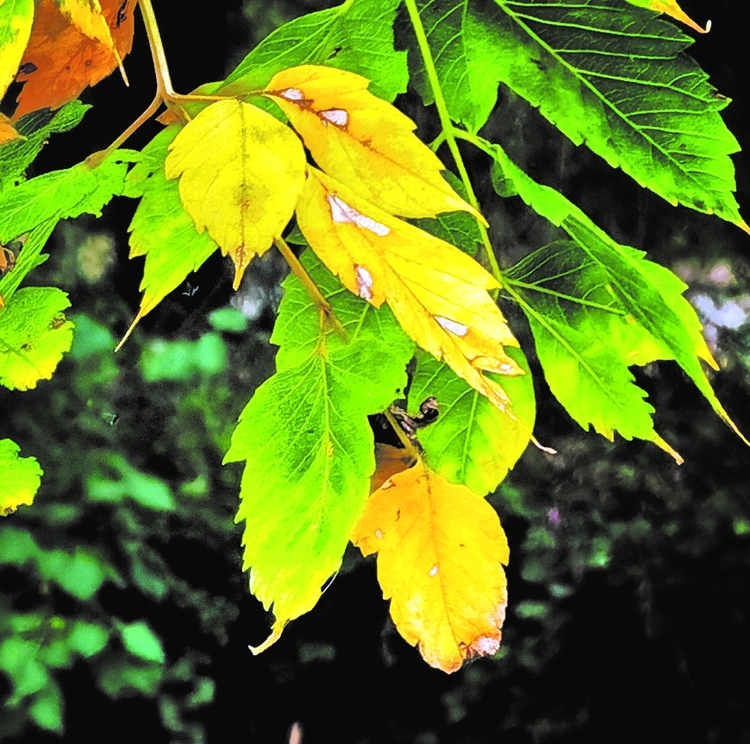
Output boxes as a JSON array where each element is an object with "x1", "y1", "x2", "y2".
[
  {"x1": 352, "y1": 459, "x2": 509, "y2": 673},
  {"x1": 0, "y1": 286, "x2": 74, "y2": 390},
  {"x1": 224, "y1": 252, "x2": 413, "y2": 650},
  {"x1": 455, "y1": 0, "x2": 746, "y2": 229},
  {"x1": 165, "y1": 99, "x2": 306, "y2": 289},
  {"x1": 223, "y1": 0, "x2": 408, "y2": 102},
  {"x1": 411, "y1": 0, "x2": 503, "y2": 133},
  {"x1": 296, "y1": 167, "x2": 522, "y2": 413},
  {"x1": 0, "y1": 150, "x2": 139, "y2": 243},
  {"x1": 625, "y1": 0, "x2": 708, "y2": 33},
  {"x1": 264, "y1": 65, "x2": 482, "y2": 221},
  {"x1": 117, "y1": 126, "x2": 217, "y2": 348},
  {"x1": 0, "y1": 102, "x2": 89, "y2": 192},
  {"x1": 486, "y1": 137, "x2": 746, "y2": 446},
  {"x1": 0, "y1": 438, "x2": 43, "y2": 516},
  {"x1": 0, "y1": 0, "x2": 34, "y2": 103},
  {"x1": 13, "y1": 0, "x2": 136, "y2": 120},
  {"x1": 408, "y1": 346, "x2": 536, "y2": 496}
]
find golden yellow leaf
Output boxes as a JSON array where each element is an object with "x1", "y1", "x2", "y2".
[
  {"x1": 352, "y1": 459, "x2": 509, "y2": 673},
  {"x1": 165, "y1": 99, "x2": 307, "y2": 288},
  {"x1": 0, "y1": 113, "x2": 22, "y2": 145},
  {"x1": 57, "y1": 0, "x2": 118, "y2": 50},
  {"x1": 296, "y1": 168, "x2": 522, "y2": 412},
  {"x1": 264, "y1": 64, "x2": 484, "y2": 221},
  {"x1": 626, "y1": 0, "x2": 709, "y2": 33}
]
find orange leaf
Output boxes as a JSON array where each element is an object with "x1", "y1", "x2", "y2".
[
  {"x1": 13, "y1": 0, "x2": 136, "y2": 120},
  {"x1": 626, "y1": 0, "x2": 709, "y2": 33},
  {"x1": 0, "y1": 113, "x2": 22, "y2": 145},
  {"x1": 297, "y1": 167, "x2": 522, "y2": 412},
  {"x1": 264, "y1": 64, "x2": 484, "y2": 221},
  {"x1": 352, "y1": 460, "x2": 509, "y2": 673}
]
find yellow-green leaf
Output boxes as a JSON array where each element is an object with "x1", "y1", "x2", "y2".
[
  {"x1": 0, "y1": 0, "x2": 34, "y2": 102},
  {"x1": 165, "y1": 99, "x2": 306, "y2": 288},
  {"x1": 0, "y1": 438, "x2": 42, "y2": 515},
  {"x1": 264, "y1": 64, "x2": 483, "y2": 221},
  {"x1": 352, "y1": 459, "x2": 509, "y2": 673},
  {"x1": 296, "y1": 167, "x2": 521, "y2": 412}
]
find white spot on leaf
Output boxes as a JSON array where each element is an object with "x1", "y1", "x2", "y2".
[
  {"x1": 435, "y1": 316, "x2": 468, "y2": 337},
  {"x1": 355, "y1": 264, "x2": 374, "y2": 300},
  {"x1": 326, "y1": 194, "x2": 390, "y2": 236},
  {"x1": 280, "y1": 88, "x2": 305, "y2": 101},
  {"x1": 375, "y1": 529, "x2": 384, "y2": 539},
  {"x1": 470, "y1": 636, "x2": 500, "y2": 655},
  {"x1": 320, "y1": 108, "x2": 348, "y2": 127},
  {"x1": 429, "y1": 564, "x2": 439, "y2": 577}
]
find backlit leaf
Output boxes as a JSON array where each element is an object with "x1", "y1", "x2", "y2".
[
  {"x1": 296, "y1": 167, "x2": 522, "y2": 413},
  {"x1": 0, "y1": 151, "x2": 138, "y2": 243},
  {"x1": 0, "y1": 438, "x2": 43, "y2": 516},
  {"x1": 408, "y1": 346, "x2": 536, "y2": 495},
  {"x1": 352, "y1": 459, "x2": 509, "y2": 673},
  {"x1": 223, "y1": 0, "x2": 408, "y2": 102},
  {"x1": 13, "y1": 0, "x2": 135, "y2": 119},
  {"x1": 471, "y1": 0, "x2": 746, "y2": 229},
  {"x1": 0, "y1": 0, "x2": 34, "y2": 102},
  {"x1": 411, "y1": 0, "x2": 502, "y2": 132},
  {"x1": 264, "y1": 65, "x2": 482, "y2": 221},
  {"x1": 224, "y1": 252, "x2": 413, "y2": 650},
  {"x1": 487, "y1": 137, "x2": 746, "y2": 446},
  {"x1": 0, "y1": 286, "x2": 73, "y2": 390},
  {"x1": 118, "y1": 126, "x2": 217, "y2": 348},
  {"x1": 165, "y1": 99, "x2": 306, "y2": 289}
]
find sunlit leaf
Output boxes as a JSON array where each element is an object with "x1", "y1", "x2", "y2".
[
  {"x1": 460, "y1": 0, "x2": 746, "y2": 229},
  {"x1": 0, "y1": 438, "x2": 43, "y2": 516},
  {"x1": 264, "y1": 65, "x2": 482, "y2": 221},
  {"x1": 487, "y1": 137, "x2": 746, "y2": 446},
  {"x1": 222, "y1": 0, "x2": 408, "y2": 102},
  {"x1": 117, "y1": 126, "x2": 217, "y2": 348},
  {"x1": 165, "y1": 99, "x2": 306, "y2": 289},
  {"x1": 0, "y1": 286, "x2": 73, "y2": 390},
  {"x1": 297, "y1": 167, "x2": 522, "y2": 413},
  {"x1": 352, "y1": 459, "x2": 509, "y2": 673},
  {"x1": 408, "y1": 346, "x2": 536, "y2": 495},
  {"x1": 13, "y1": 0, "x2": 136, "y2": 119},
  {"x1": 224, "y1": 252, "x2": 413, "y2": 650},
  {"x1": 0, "y1": 0, "x2": 34, "y2": 103}
]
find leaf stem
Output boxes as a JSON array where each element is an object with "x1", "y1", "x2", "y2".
[
  {"x1": 383, "y1": 409, "x2": 421, "y2": 460},
  {"x1": 274, "y1": 236, "x2": 347, "y2": 339},
  {"x1": 403, "y1": 0, "x2": 502, "y2": 281}
]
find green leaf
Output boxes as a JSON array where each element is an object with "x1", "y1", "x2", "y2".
[
  {"x1": 0, "y1": 0, "x2": 34, "y2": 106},
  {"x1": 0, "y1": 220, "x2": 56, "y2": 302},
  {"x1": 408, "y1": 346, "x2": 536, "y2": 495},
  {"x1": 67, "y1": 621, "x2": 109, "y2": 657},
  {"x1": 0, "y1": 150, "x2": 140, "y2": 243},
  {"x1": 478, "y1": 0, "x2": 745, "y2": 228},
  {"x1": 224, "y1": 252, "x2": 413, "y2": 649},
  {"x1": 411, "y1": 0, "x2": 503, "y2": 132},
  {"x1": 36, "y1": 548, "x2": 106, "y2": 600},
  {"x1": 28, "y1": 682, "x2": 63, "y2": 732},
  {"x1": 119, "y1": 126, "x2": 217, "y2": 348},
  {"x1": 119, "y1": 621, "x2": 165, "y2": 664},
  {"x1": 86, "y1": 453, "x2": 175, "y2": 511},
  {"x1": 0, "y1": 286, "x2": 74, "y2": 391},
  {"x1": 484, "y1": 137, "x2": 746, "y2": 447},
  {"x1": 0, "y1": 438, "x2": 43, "y2": 516},
  {"x1": 223, "y1": 0, "x2": 408, "y2": 102},
  {"x1": 0, "y1": 102, "x2": 89, "y2": 191}
]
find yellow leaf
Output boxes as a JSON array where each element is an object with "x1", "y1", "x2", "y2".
[
  {"x1": 0, "y1": 113, "x2": 22, "y2": 145},
  {"x1": 296, "y1": 168, "x2": 522, "y2": 412},
  {"x1": 0, "y1": 0, "x2": 34, "y2": 104},
  {"x1": 264, "y1": 64, "x2": 484, "y2": 221},
  {"x1": 165, "y1": 99, "x2": 307, "y2": 288},
  {"x1": 626, "y1": 0, "x2": 709, "y2": 33},
  {"x1": 352, "y1": 459, "x2": 509, "y2": 673}
]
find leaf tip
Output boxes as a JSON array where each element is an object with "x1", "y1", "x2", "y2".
[{"x1": 248, "y1": 621, "x2": 286, "y2": 655}]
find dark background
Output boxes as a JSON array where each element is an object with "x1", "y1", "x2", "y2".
[{"x1": 2, "y1": 0, "x2": 750, "y2": 742}]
